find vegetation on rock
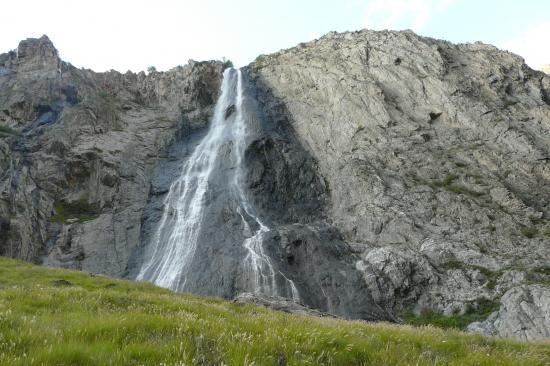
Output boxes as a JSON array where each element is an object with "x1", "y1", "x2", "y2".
[
  {"x1": 222, "y1": 57, "x2": 234, "y2": 69},
  {"x1": 0, "y1": 125, "x2": 20, "y2": 138},
  {"x1": 402, "y1": 298, "x2": 500, "y2": 330},
  {"x1": 50, "y1": 195, "x2": 99, "y2": 223}
]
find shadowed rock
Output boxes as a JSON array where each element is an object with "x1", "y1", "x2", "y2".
[
  {"x1": 234, "y1": 292, "x2": 337, "y2": 318},
  {"x1": 51, "y1": 279, "x2": 73, "y2": 287}
]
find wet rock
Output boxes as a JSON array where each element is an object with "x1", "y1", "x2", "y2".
[{"x1": 224, "y1": 104, "x2": 235, "y2": 119}]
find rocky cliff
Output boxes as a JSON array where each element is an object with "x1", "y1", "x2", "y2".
[
  {"x1": 1, "y1": 31, "x2": 549, "y2": 340},
  {"x1": 0, "y1": 35, "x2": 224, "y2": 276},
  {"x1": 246, "y1": 30, "x2": 550, "y2": 340}
]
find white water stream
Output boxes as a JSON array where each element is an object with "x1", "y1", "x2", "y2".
[{"x1": 137, "y1": 68, "x2": 300, "y2": 301}]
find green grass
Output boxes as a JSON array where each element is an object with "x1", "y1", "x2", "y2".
[
  {"x1": 222, "y1": 57, "x2": 234, "y2": 69},
  {"x1": 525, "y1": 266, "x2": 550, "y2": 286},
  {"x1": 402, "y1": 299, "x2": 500, "y2": 331},
  {"x1": 50, "y1": 197, "x2": 99, "y2": 223},
  {"x1": 520, "y1": 226, "x2": 539, "y2": 239},
  {"x1": 97, "y1": 90, "x2": 111, "y2": 99},
  {"x1": 0, "y1": 257, "x2": 548, "y2": 365},
  {"x1": 533, "y1": 266, "x2": 550, "y2": 276},
  {"x1": 0, "y1": 125, "x2": 20, "y2": 138},
  {"x1": 425, "y1": 174, "x2": 486, "y2": 198}
]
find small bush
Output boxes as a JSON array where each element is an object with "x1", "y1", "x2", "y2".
[
  {"x1": 0, "y1": 125, "x2": 20, "y2": 137},
  {"x1": 447, "y1": 184, "x2": 485, "y2": 197},
  {"x1": 533, "y1": 266, "x2": 550, "y2": 276},
  {"x1": 429, "y1": 174, "x2": 458, "y2": 189},
  {"x1": 255, "y1": 54, "x2": 267, "y2": 63},
  {"x1": 441, "y1": 260, "x2": 464, "y2": 270},
  {"x1": 222, "y1": 57, "x2": 233, "y2": 69},
  {"x1": 403, "y1": 298, "x2": 500, "y2": 330},
  {"x1": 51, "y1": 196, "x2": 99, "y2": 223},
  {"x1": 97, "y1": 90, "x2": 110, "y2": 99},
  {"x1": 147, "y1": 66, "x2": 157, "y2": 74},
  {"x1": 520, "y1": 226, "x2": 539, "y2": 239}
]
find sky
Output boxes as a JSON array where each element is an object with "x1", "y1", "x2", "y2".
[{"x1": 0, "y1": 0, "x2": 549, "y2": 72}]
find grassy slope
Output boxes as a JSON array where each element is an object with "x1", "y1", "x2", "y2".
[{"x1": 0, "y1": 257, "x2": 548, "y2": 366}]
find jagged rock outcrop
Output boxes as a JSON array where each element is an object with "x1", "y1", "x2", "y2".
[
  {"x1": 1, "y1": 31, "x2": 549, "y2": 340},
  {"x1": 467, "y1": 285, "x2": 550, "y2": 341},
  {"x1": 246, "y1": 29, "x2": 550, "y2": 340},
  {"x1": 0, "y1": 35, "x2": 224, "y2": 276}
]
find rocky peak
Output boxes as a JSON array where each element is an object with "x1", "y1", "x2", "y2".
[{"x1": 16, "y1": 35, "x2": 60, "y2": 71}]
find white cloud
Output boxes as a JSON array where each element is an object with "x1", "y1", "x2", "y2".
[
  {"x1": 498, "y1": 21, "x2": 550, "y2": 71},
  {"x1": 364, "y1": 0, "x2": 456, "y2": 31}
]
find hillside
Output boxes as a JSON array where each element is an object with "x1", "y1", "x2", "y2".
[{"x1": 0, "y1": 257, "x2": 548, "y2": 365}]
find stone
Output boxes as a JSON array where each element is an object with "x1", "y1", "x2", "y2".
[
  {"x1": 247, "y1": 29, "x2": 550, "y2": 338},
  {"x1": 467, "y1": 285, "x2": 550, "y2": 341},
  {"x1": 51, "y1": 279, "x2": 73, "y2": 287},
  {"x1": 234, "y1": 292, "x2": 336, "y2": 317}
]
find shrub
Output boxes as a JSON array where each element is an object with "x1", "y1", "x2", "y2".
[
  {"x1": 520, "y1": 226, "x2": 539, "y2": 239},
  {"x1": 0, "y1": 125, "x2": 21, "y2": 137},
  {"x1": 51, "y1": 196, "x2": 99, "y2": 223},
  {"x1": 222, "y1": 57, "x2": 233, "y2": 69}
]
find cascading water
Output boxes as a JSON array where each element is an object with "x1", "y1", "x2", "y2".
[
  {"x1": 232, "y1": 70, "x2": 300, "y2": 301},
  {"x1": 136, "y1": 68, "x2": 300, "y2": 302}
]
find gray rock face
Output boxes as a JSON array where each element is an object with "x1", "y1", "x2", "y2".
[
  {"x1": 1, "y1": 31, "x2": 550, "y2": 339},
  {"x1": 247, "y1": 29, "x2": 550, "y2": 339},
  {"x1": 467, "y1": 285, "x2": 550, "y2": 341},
  {"x1": 0, "y1": 35, "x2": 224, "y2": 277}
]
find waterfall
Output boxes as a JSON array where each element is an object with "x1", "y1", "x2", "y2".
[
  {"x1": 232, "y1": 70, "x2": 300, "y2": 301},
  {"x1": 136, "y1": 68, "x2": 300, "y2": 302}
]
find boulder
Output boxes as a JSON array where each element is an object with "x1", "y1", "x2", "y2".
[{"x1": 467, "y1": 285, "x2": 550, "y2": 341}]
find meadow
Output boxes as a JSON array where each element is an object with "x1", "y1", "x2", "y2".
[{"x1": 0, "y1": 257, "x2": 548, "y2": 365}]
